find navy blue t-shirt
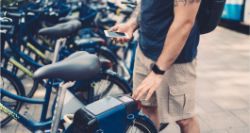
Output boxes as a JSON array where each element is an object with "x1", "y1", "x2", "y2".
[{"x1": 138, "y1": 0, "x2": 200, "y2": 63}]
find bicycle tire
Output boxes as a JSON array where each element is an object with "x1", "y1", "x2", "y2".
[
  {"x1": 3, "y1": 58, "x2": 39, "y2": 98},
  {"x1": 25, "y1": 79, "x2": 39, "y2": 98},
  {"x1": 126, "y1": 115, "x2": 158, "y2": 133},
  {"x1": 13, "y1": 66, "x2": 39, "y2": 98},
  {"x1": 97, "y1": 70, "x2": 131, "y2": 96},
  {"x1": 0, "y1": 68, "x2": 25, "y2": 127},
  {"x1": 75, "y1": 70, "x2": 132, "y2": 103}
]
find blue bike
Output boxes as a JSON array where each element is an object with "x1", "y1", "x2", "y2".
[
  {"x1": 33, "y1": 52, "x2": 158, "y2": 133},
  {"x1": 1, "y1": 52, "x2": 157, "y2": 133}
]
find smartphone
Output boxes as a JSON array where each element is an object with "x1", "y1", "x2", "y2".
[{"x1": 104, "y1": 30, "x2": 129, "y2": 38}]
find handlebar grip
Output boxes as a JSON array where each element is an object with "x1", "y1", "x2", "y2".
[
  {"x1": 121, "y1": 1, "x2": 137, "y2": 5},
  {"x1": 121, "y1": 9, "x2": 133, "y2": 15},
  {"x1": 127, "y1": 4, "x2": 136, "y2": 9}
]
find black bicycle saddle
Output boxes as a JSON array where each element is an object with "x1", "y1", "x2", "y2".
[
  {"x1": 33, "y1": 51, "x2": 101, "y2": 81},
  {"x1": 59, "y1": 16, "x2": 78, "y2": 22},
  {"x1": 74, "y1": 37, "x2": 105, "y2": 46},
  {"x1": 38, "y1": 20, "x2": 82, "y2": 38}
]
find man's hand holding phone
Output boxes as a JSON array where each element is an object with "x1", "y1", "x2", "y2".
[{"x1": 108, "y1": 23, "x2": 135, "y2": 43}]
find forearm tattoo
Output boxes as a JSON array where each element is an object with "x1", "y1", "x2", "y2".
[{"x1": 174, "y1": 0, "x2": 200, "y2": 6}]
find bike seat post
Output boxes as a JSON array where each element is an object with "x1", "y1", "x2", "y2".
[
  {"x1": 52, "y1": 38, "x2": 66, "y2": 63},
  {"x1": 51, "y1": 81, "x2": 75, "y2": 133}
]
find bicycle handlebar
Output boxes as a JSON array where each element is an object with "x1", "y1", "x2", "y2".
[{"x1": 121, "y1": 1, "x2": 137, "y2": 5}]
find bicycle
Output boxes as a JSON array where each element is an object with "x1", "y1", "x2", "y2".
[
  {"x1": 1, "y1": 17, "x2": 132, "y2": 126},
  {"x1": 0, "y1": 51, "x2": 131, "y2": 129},
  {"x1": 31, "y1": 52, "x2": 157, "y2": 133}
]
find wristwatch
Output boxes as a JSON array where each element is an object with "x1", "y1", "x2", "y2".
[{"x1": 151, "y1": 63, "x2": 165, "y2": 75}]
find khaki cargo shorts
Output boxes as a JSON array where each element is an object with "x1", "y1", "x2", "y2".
[{"x1": 133, "y1": 47, "x2": 196, "y2": 123}]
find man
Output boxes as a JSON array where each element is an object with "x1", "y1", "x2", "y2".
[{"x1": 111, "y1": 0, "x2": 201, "y2": 132}]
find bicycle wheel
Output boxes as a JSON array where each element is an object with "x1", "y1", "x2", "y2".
[
  {"x1": 4, "y1": 59, "x2": 39, "y2": 98},
  {"x1": 74, "y1": 70, "x2": 131, "y2": 103},
  {"x1": 0, "y1": 68, "x2": 25, "y2": 127},
  {"x1": 126, "y1": 116, "x2": 158, "y2": 133}
]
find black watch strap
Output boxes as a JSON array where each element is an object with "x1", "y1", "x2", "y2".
[{"x1": 151, "y1": 64, "x2": 165, "y2": 75}]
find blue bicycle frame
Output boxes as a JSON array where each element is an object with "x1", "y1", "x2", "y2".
[{"x1": 0, "y1": 79, "x2": 55, "y2": 131}]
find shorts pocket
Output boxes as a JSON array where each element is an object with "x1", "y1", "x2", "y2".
[
  {"x1": 183, "y1": 90, "x2": 195, "y2": 114},
  {"x1": 168, "y1": 86, "x2": 186, "y2": 116}
]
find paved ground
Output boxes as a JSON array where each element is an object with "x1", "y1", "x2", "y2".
[{"x1": 1, "y1": 27, "x2": 250, "y2": 133}]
